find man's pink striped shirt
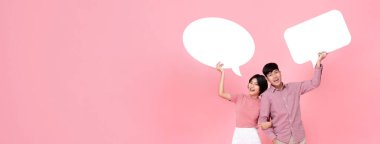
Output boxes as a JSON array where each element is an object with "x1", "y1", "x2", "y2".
[{"x1": 259, "y1": 67, "x2": 323, "y2": 143}]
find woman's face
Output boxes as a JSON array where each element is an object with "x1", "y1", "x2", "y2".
[{"x1": 248, "y1": 78, "x2": 260, "y2": 96}]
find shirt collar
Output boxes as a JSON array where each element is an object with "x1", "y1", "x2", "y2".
[{"x1": 269, "y1": 83, "x2": 287, "y2": 93}]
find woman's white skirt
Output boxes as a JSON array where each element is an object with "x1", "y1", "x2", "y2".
[{"x1": 232, "y1": 127, "x2": 261, "y2": 144}]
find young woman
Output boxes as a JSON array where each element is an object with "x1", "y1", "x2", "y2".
[{"x1": 216, "y1": 62, "x2": 271, "y2": 144}]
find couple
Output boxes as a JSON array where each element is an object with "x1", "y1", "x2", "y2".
[{"x1": 216, "y1": 52, "x2": 328, "y2": 144}]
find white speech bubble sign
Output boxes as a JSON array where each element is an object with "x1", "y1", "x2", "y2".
[
  {"x1": 284, "y1": 10, "x2": 351, "y2": 66},
  {"x1": 183, "y1": 17, "x2": 255, "y2": 76}
]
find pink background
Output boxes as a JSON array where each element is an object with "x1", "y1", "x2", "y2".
[{"x1": 1, "y1": 0, "x2": 379, "y2": 144}]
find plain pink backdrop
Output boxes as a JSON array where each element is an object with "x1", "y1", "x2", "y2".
[{"x1": 1, "y1": 0, "x2": 379, "y2": 144}]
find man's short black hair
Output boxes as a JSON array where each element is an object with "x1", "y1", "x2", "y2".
[{"x1": 263, "y1": 62, "x2": 279, "y2": 76}]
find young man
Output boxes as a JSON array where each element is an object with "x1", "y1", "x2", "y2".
[{"x1": 259, "y1": 52, "x2": 328, "y2": 144}]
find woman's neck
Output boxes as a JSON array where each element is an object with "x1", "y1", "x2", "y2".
[{"x1": 249, "y1": 94, "x2": 259, "y2": 99}]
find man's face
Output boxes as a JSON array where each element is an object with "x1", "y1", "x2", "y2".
[{"x1": 266, "y1": 69, "x2": 282, "y2": 87}]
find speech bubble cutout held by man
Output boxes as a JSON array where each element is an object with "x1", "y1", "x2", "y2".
[{"x1": 284, "y1": 10, "x2": 351, "y2": 66}]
